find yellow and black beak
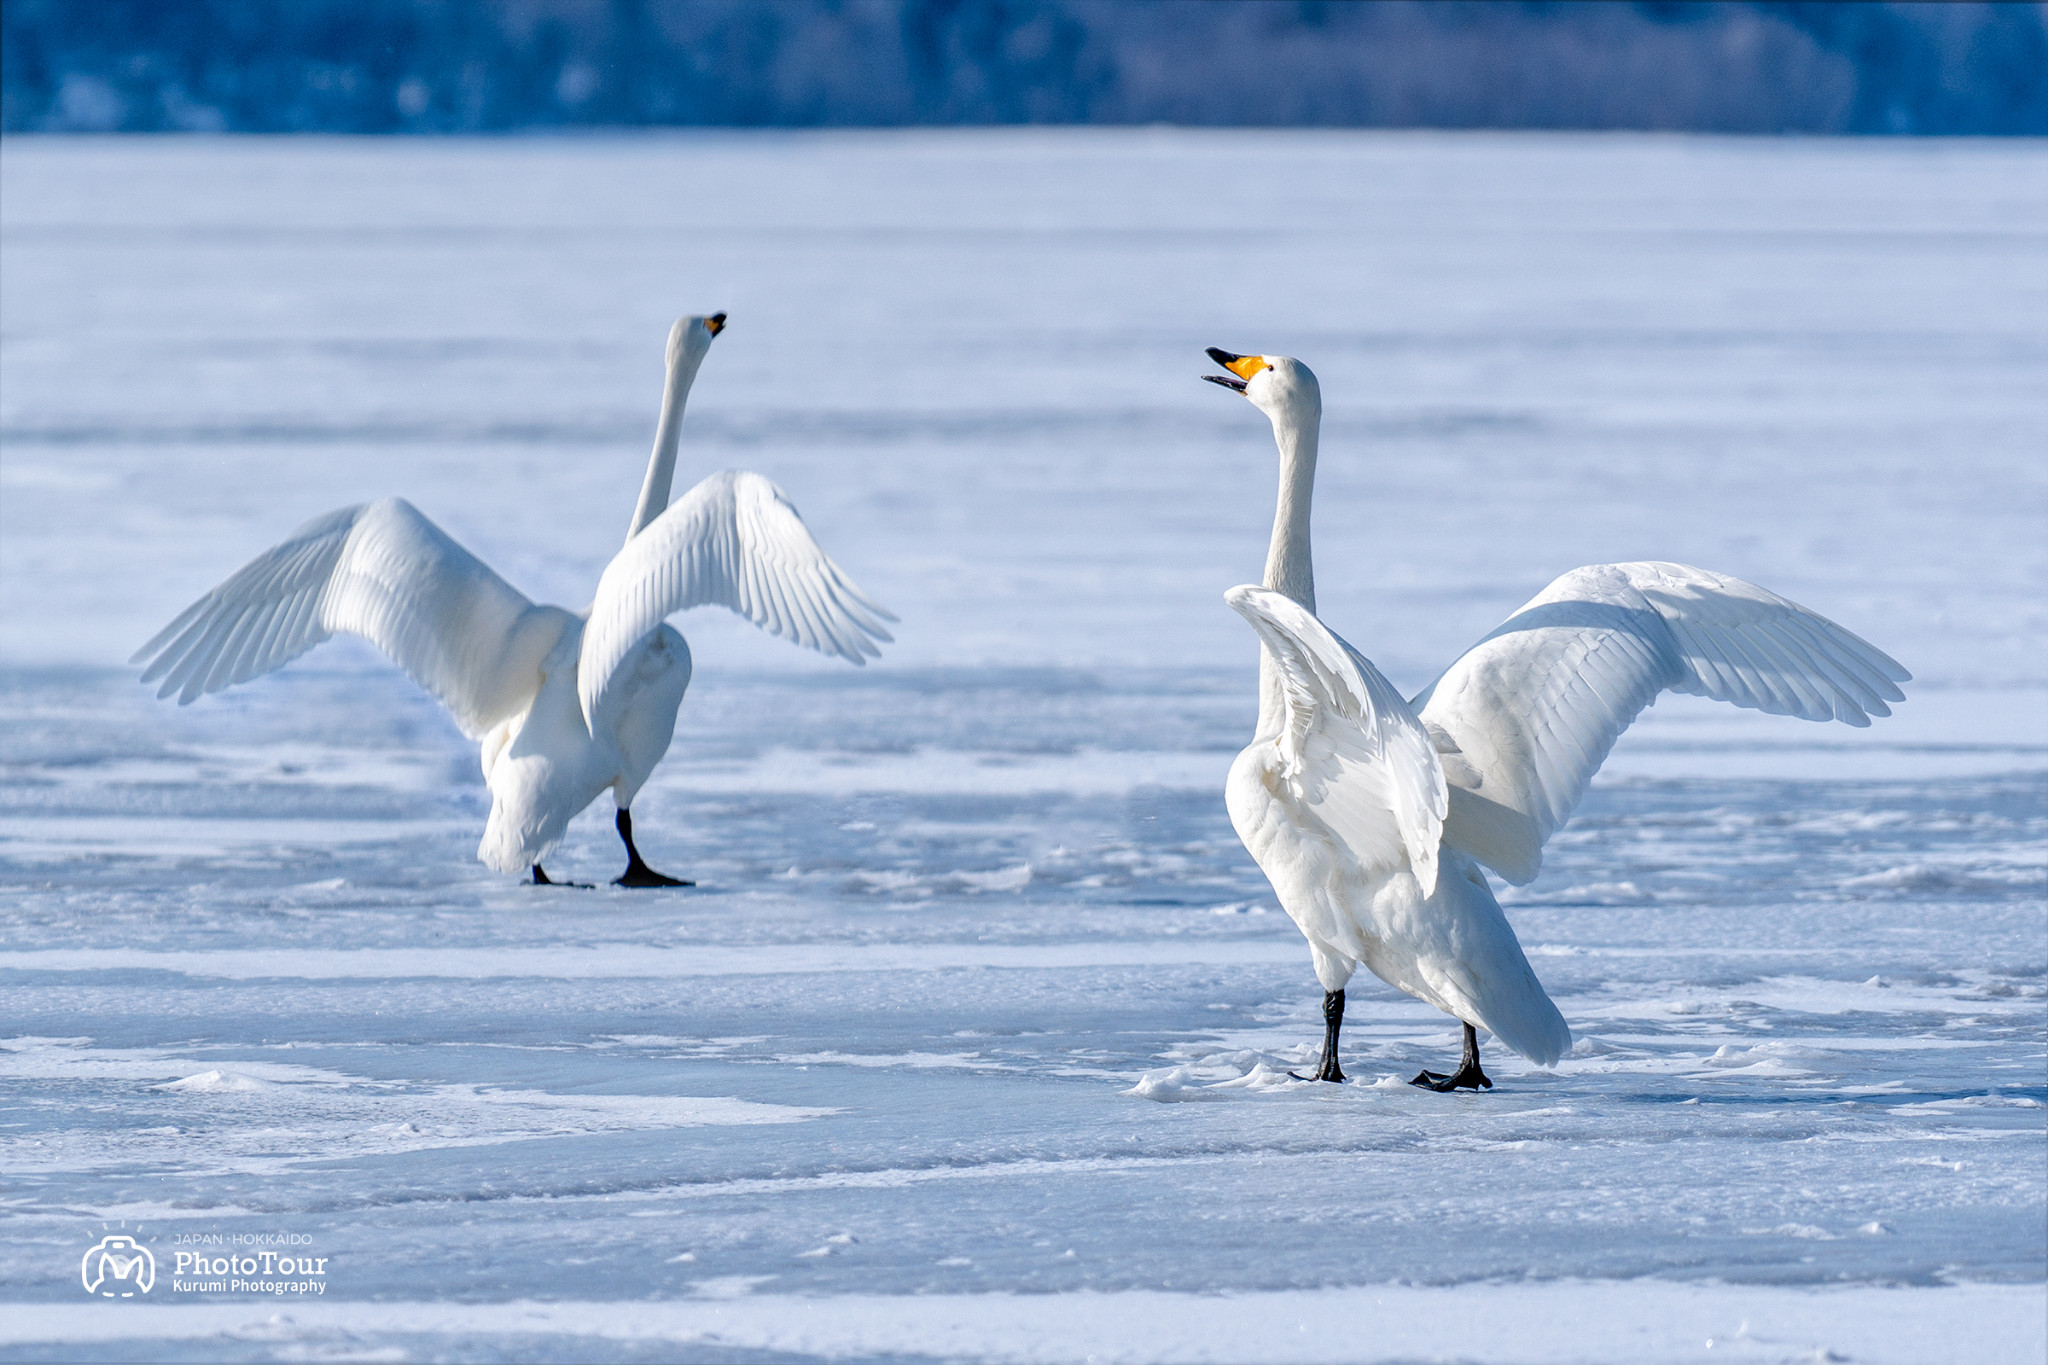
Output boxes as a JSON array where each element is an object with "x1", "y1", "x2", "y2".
[
  {"x1": 1202, "y1": 347, "x2": 1267, "y2": 393},
  {"x1": 705, "y1": 312, "x2": 727, "y2": 336}
]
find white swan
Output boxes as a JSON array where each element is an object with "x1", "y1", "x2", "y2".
[
  {"x1": 1203, "y1": 348, "x2": 1909, "y2": 1089},
  {"x1": 133, "y1": 314, "x2": 894, "y2": 886}
]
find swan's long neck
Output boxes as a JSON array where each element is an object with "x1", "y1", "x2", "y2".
[
  {"x1": 1258, "y1": 407, "x2": 1318, "y2": 733},
  {"x1": 1263, "y1": 414, "x2": 1317, "y2": 612},
  {"x1": 625, "y1": 340, "x2": 702, "y2": 544}
]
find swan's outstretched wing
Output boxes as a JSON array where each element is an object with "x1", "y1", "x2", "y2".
[
  {"x1": 1226, "y1": 586, "x2": 1447, "y2": 896},
  {"x1": 1414, "y1": 562, "x2": 1910, "y2": 885},
  {"x1": 580, "y1": 469, "x2": 895, "y2": 731},
  {"x1": 132, "y1": 498, "x2": 560, "y2": 738}
]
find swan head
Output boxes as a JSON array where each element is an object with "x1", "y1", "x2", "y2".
[
  {"x1": 1202, "y1": 349, "x2": 1320, "y2": 431},
  {"x1": 664, "y1": 312, "x2": 728, "y2": 375}
]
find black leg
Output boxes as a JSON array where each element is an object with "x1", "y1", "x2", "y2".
[
  {"x1": 531, "y1": 863, "x2": 593, "y2": 889},
  {"x1": 1290, "y1": 989, "x2": 1346, "y2": 1083},
  {"x1": 1411, "y1": 1022, "x2": 1493, "y2": 1092},
  {"x1": 612, "y1": 809, "x2": 692, "y2": 888}
]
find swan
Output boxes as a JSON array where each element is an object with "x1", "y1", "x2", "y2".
[
  {"x1": 1203, "y1": 347, "x2": 1909, "y2": 1090},
  {"x1": 133, "y1": 314, "x2": 894, "y2": 887}
]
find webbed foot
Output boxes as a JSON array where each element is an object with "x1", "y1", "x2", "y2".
[
  {"x1": 611, "y1": 809, "x2": 693, "y2": 888},
  {"x1": 1409, "y1": 1022, "x2": 1493, "y2": 1092},
  {"x1": 613, "y1": 862, "x2": 692, "y2": 888},
  {"x1": 1409, "y1": 1062, "x2": 1492, "y2": 1092}
]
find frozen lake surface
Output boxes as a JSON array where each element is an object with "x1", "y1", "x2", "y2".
[{"x1": 2, "y1": 131, "x2": 2044, "y2": 1362}]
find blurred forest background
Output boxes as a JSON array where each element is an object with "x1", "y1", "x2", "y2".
[{"x1": 4, "y1": 0, "x2": 2044, "y2": 135}]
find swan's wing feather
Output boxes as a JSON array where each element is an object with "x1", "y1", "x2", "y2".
[
  {"x1": 131, "y1": 498, "x2": 551, "y2": 738},
  {"x1": 1415, "y1": 562, "x2": 1909, "y2": 885},
  {"x1": 1225, "y1": 585, "x2": 1447, "y2": 895},
  {"x1": 579, "y1": 470, "x2": 894, "y2": 732}
]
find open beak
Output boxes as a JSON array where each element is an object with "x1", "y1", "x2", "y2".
[
  {"x1": 1202, "y1": 346, "x2": 1266, "y2": 393},
  {"x1": 705, "y1": 312, "x2": 727, "y2": 336}
]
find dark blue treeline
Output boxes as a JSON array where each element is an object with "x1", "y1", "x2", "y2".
[{"x1": 4, "y1": 1, "x2": 2043, "y2": 135}]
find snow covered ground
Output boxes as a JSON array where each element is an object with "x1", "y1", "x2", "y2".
[{"x1": 2, "y1": 131, "x2": 2043, "y2": 1362}]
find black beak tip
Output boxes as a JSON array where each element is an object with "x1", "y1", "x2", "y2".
[
  {"x1": 1202, "y1": 373, "x2": 1249, "y2": 393},
  {"x1": 1205, "y1": 346, "x2": 1241, "y2": 366}
]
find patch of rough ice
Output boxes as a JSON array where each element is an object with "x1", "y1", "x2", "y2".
[
  {"x1": 774, "y1": 1051, "x2": 1009, "y2": 1071},
  {"x1": 1687, "y1": 1043, "x2": 1828, "y2": 1079},
  {"x1": 1127, "y1": 1066, "x2": 1222, "y2": 1102},
  {"x1": 1206, "y1": 1061, "x2": 1307, "y2": 1092},
  {"x1": 1129, "y1": 1056, "x2": 1310, "y2": 1100},
  {"x1": 464, "y1": 1087, "x2": 837, "y2": 1127},
  {"x1": 948, "y1": 863, "x2": 1032, "y2": 893},
  {"x1": 688, "y1": 1276, "x2": 777, "y2": 1299},
  {"x1": 158, "y1": 1069, "x2": 272, "y2": 1092},
  {"x1": 1887, "y1": 1094, "x2": 2047, "y2": 1115},
  {"x1": 0, "y1": 1039, "x2": 361, "y2": 1088},
  {"x1": 1843, "y1": 864, "x2": 2027, "y2": 896}
]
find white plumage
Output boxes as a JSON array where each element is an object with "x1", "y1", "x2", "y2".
[
  {"x1": 581, "y1": 468, "x2": 890, "y2": 737},
  {"x1": 134, "y1": 315, "x2": 893, "y2": 883},
  {"x1": 1204, "y1": 348, "x2": 1907, "y2": 1086},
  {"x1": 135, "y1": 498, "x2": 559, "y2": 735},
  {"x1": 1224, "y1": 585, "x2": 1446, "y2": 900},
  {"x1": 1414, "y1": 561, "x2": 1906, "y2": 888}
]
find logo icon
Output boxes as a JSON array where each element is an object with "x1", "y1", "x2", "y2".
[{"x1": 81, "y1": 1234, "x2": 155, "y2": 1297}]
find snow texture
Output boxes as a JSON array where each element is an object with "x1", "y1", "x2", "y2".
[{"x1": 1, "y1": 132, "x2": 2044, "y2": 1363}]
